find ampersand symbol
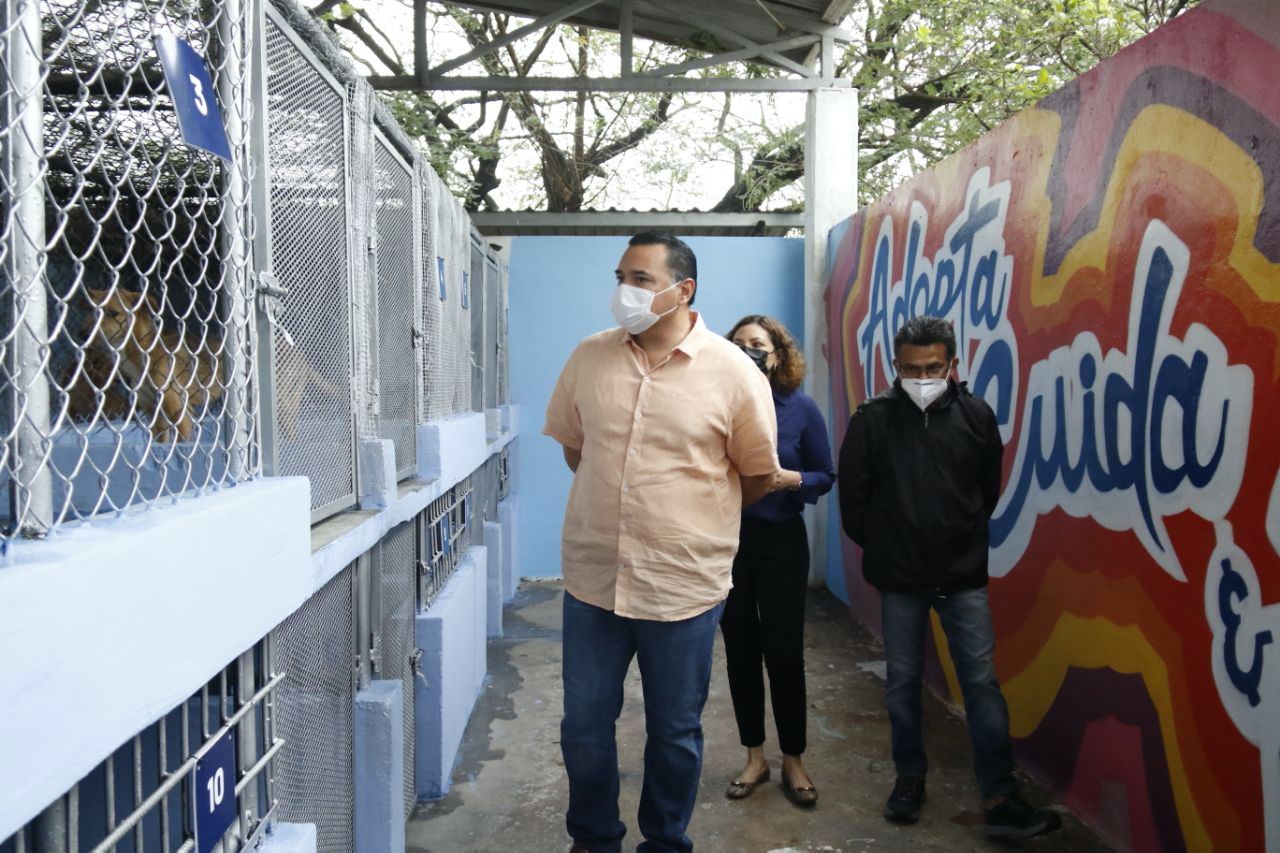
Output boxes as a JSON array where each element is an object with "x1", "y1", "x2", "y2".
[{"x1": 1219, "y1": 557, "x2": 1275, "y2": 708}]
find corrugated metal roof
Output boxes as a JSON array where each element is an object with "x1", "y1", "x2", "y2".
[
  {"x1": 447, "y1": 1, "x2": 852, "y2": 71},
  {"x1": 470, "y1": 209, "x2": 804, "y2": 237}
]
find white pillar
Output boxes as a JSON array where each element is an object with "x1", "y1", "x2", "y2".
[{"x1": 803, "y1": 87, "x2": 858, "y2": 589}]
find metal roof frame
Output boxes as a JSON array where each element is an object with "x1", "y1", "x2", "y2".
[
  {"x1": 470, "y1": 209, "x2": 803, "y2": 236},
  {"x1": 344, "y1": 0, "x2": 854, "y2": 93}
]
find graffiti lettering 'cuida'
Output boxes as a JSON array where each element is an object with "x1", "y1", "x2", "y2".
[
  {"x1": 989, "y1": 220, "x2": 1252, "y2": 581},
  {"x1": 857, "y1": 169, "x2": 1020, "y2": 442}
]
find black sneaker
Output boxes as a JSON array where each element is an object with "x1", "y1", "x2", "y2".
[
  {"x1": 884, "y1": 775, "x2": 926, "y2": 823},
  {"x1": 984, "y1": 794, "x2": 1063, "y2": 839}
]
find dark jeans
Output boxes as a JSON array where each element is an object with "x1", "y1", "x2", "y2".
[
  {"x1": 561, "y1": 591, "x2": 723, "y2": 852},
  {"x1": 880, "y1": 587, "x2": 1017, "y2": 800},
  {"x1": 719, "y1": 515, "x2": 809, "y2": 755}
]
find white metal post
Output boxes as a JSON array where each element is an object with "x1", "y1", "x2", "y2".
[
  {"x1": 221, "y1": 0, "x2": 254, "y2": 482},
  {"x1": 803, "y1": 86, "x2": 857, "y2": 589},
  {"x1": 3, "y1": 0, "x2": 51, "y2": 536}
]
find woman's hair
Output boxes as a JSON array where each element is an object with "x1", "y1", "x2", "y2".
[{"x1": 727, "y1": 314, "x2": 806, "y2": 394}]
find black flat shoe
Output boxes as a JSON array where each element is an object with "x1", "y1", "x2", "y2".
[
  {"x1": 725, "y1": 767, "x2": 770, "y2": 800},
  {"x1": 781, "y1": 770, "x2": 818, "y2": 807}
]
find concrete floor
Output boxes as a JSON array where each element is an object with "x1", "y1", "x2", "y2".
[{"x1": 407, "y1": 581, "x2": 1112, "y2": 853}]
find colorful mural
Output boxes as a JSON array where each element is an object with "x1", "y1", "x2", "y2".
[{"x1": 825, "y1": 1, "x2": 1280, "y2": 849}]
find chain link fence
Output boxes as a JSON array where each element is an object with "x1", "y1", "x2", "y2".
[
  {"x1": 0, "y1": 0, "x2": 260, "y2": 542},
  {"x1": 0, "y1": 0, "x2": 508, "y2": 539}
]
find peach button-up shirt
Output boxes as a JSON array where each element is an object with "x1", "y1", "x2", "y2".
[{"x1": 543, "y1": 312, "x2": 780, "y2": 621}]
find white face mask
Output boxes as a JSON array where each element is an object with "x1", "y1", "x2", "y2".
[
  {"x1": 901, "y1": 377, "x2": 948, "y2": 412},
  {"x1": 610, "y1": 281, "x2": 680, "y2": 334}
]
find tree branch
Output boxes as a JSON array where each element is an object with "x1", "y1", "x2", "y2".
[
  {"x1": 587, "y1": 92, "x2": 673, "y2": 166},
  {"x1": 330, "y1": 16, "x2": 406, "y2": 76}
]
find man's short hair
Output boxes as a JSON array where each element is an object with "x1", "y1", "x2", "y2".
[
  {"x1": 629, "y1": 231, "x2": 697, "y2": 305},
  {"x1": 893, "y1": 315, "x2": 956, "y2": 361}
]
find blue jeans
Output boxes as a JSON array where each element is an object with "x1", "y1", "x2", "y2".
[
  {"x1": 561, "y1": 591, "x2": 723, "y2": 852},
  {"x1": 880, "y1": 587, "x2": 1017, "y2": 800}
]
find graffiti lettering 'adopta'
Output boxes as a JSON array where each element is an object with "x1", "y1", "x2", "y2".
[
  {"x1": 990, "y1": 220, "x2": 1252, "y2": 581},
  {"x1": 857, "y1": 169, "x2": 1021, "y2": 441}
]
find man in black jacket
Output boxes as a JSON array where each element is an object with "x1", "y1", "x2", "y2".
[{"x1": 837, "y1": 316, "x2": 1061, "y2": 840}]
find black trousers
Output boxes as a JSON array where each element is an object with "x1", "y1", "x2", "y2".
[{"x1": 719, "y1": 514, "x2": 810, "y2": 756}]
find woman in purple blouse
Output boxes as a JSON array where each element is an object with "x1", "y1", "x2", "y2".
[{"x1": 722, "y1": 314, "x2": 836, "y2": 807}]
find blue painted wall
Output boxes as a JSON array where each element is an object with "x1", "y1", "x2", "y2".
[
  {"x1": 508, "y1": 236, "x2": 805, "y2": 578},
  {"x1": 824, "y1": 218, "x2": 854, "y2": 606}
]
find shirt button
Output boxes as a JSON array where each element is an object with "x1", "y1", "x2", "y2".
[
  {"x1": 628, "y1": 449, "x2": 637, "y2": 456},
  {"x1": 643, "y1": 376, "x2": 651, "y2": 383},
  {"x1": 617, "y1": 563, "x2": 625, "y2": 571},
  {"x1": 622, "y1": 485, "x2": 629, "y2": 493},
  {"x1": 635, "y1": 411, "x2": 642, "y2": 419}
]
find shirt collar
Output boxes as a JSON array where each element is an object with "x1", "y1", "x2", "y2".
[
  {"x1": 617, "y1": 311, "x2": 709, "y2": 360},
  {"x1": 672, "y1": 311, "x2": 709, "y2": 359}
]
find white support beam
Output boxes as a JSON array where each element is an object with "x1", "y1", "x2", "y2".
[
  {"x1": 430, "y1": 0, "x2": 607, "y2": 76},
  {"x1": 368, "y1": 74, "x2": 850, "y2": 92},
  {"x1": 469, "y1": 209, "x2": 803, "y2": 235},
  {"x1": 803, "y1": 86, "x2": 857, "y2": 590},
  {"x1": 640, "y1": 33, "x2": 819, "y2": 78}
]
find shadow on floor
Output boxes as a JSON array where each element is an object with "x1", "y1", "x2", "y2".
[{"x1": 407, "y1": 580, "x2": 1112, "y2": 852}]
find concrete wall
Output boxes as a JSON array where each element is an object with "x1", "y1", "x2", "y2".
[
  {"x1": 0, "y1": 408, "x2": 517, "y2": 840},
  {"x1": 509, "y1": 235, "x2": 805, "y2": 578},
  {"x1": 824, "y1": 2, "x2": 1280, "y2": 850},
  {"x1": 414, "y1": 548, "x2": 488, "y2": 800}
]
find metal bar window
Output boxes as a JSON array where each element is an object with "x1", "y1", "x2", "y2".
[
  {"x1": 417, "y1": 476, "x2": 474, "y2": 608},
  {"x1": 1, "y1": 638, "x2": 280, "y2": 853},
  {"x1": 498, "y1": 445, "x2": 511, "y2": 501}
]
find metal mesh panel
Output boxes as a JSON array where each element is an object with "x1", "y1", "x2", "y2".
[
  {"x1": 0, "y1": 0, "x2": 259, "y2": 540},
  {"x1": 452, "y1": 202, "x2": 473, "y2": 415},
  {"x1": 485, "y1": 257, "x2": 500, "y2": 410},
  {"x1": 373, "y1": 135, "x2": 418, "y2": 478},
  {"x1": 435, "y1": 190, "x2": 471, "y2": 417},
  {"x1": 346, "y1": 84, "x2": 377, "y2": 445},
  {"x1": 377, "y1": 521, "x2": 417, "y2": 819},
  {"x1": 273, "y1": 567, "x2": 355, "y2": 853},
  {"x1": 497, "y1": 261, "x2": 509, "y2": 405},
  {"x1": 264, "y1": 16, "x2": 355, "y2": 517},
  {"x1": 419, "y1": 163, "x2": 445, "y2": 422},
  {"x1": 469, "y1": 238, "x2": 485, "y2": 414}
]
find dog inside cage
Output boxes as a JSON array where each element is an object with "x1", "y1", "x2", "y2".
[{"x1": 0, "y1": 0, "x2": 255, "y2": 533}]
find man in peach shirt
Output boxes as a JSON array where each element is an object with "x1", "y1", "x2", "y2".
[{"x1": 544, "y1": 232, "x2": 780, "y2": 852}]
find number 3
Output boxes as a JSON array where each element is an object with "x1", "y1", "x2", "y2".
[{"x1": 189, "y1": 73, "x2": 208, "y2": 116}]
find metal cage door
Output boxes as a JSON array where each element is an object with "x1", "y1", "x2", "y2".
[{"x1": 260, "y1": 8, "x2": 357, "y2": 522}]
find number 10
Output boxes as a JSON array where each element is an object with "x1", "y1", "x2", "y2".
[{"x1": 206, "y1": 767, "x2": 226, "y2": 813}]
